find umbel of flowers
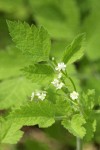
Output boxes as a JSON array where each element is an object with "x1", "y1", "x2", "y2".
[{"x1": 31, "y1": 60, "x2": 79, "y2": 101}]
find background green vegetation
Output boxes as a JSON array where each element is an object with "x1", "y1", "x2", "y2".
[{"x1": 0, "y1": 0, "x2": 100, "y2": 149}]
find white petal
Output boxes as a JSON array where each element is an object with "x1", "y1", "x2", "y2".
[
  {"x1": 56, "y1": 82, "x2": 64, "y2": 89},
  {"x1": 55, "y1": 62, "x2": 66, "y2": 72},
  {"x1": 36, "y1": 92, "x2": 41, "y2": 96},
  {"x1": 31, "y1": 92, "x2": 35, "y2": 101},
  {"x1": 70, "y1": 91, "x2": 79, "y2": 100},
  {"x1": 58, "y1": 73, "x2": 62, "y2": 79}
]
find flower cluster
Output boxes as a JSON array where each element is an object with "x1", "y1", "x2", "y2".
[
  {"x1": 31, "y1": 91, "x2": 46, "y2": 101},
  {"x1": 51, "y1": 62, "x2": 66, "y2": 90},
  {"x1": 31, "y1": 61, "x2": 79, "y2": 102},
  {"x1": 51, "y1": 61, "x2": 79, "y2": 100}
]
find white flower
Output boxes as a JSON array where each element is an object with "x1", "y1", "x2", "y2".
[
  {"x1": 55, "y1": 62, "x2": 66, "y2": 72},
  {"x1": 58, "y1": 72, "x2": 62, "y2": 79},
  {"x1": 36, "y1": 92, "x2": 40, "y2": 97},
  {"x1": 51, "y1": 79, "x2": 59, "y2": 87},
  {"x1": 56, "y1": 82, "x2": 64, "y2": 89},
  {"x1": 36, "y1": 91, "x2": 46, "y2": 101},
  {"x1": 70, "y1": 91, "x2": 79, "y2": 100},
  {"x1": 31, "y1": 92, "x2": 35, "y2": 101},
  {"x1": 51, "y1": 79, "x2": 64, "y2": 89},
  {"x1": 31, "y1": 91, "x2": 46, "y2": 101}
]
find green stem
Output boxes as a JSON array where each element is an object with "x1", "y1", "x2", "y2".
[
  {"x1": 68, "y1": 76, "x2": 76, "y2": 91},
  {"x1": 50, "y1": 59, "x2": 77, "y2": 91},
  {"x1": 76, "y1": 137, "x2": 82, "y2": 150},
  {"x1": 55, "y1": 117, "x2": 83, "y2": 150},
  {"x1": 61, "y1": 71, "x2": 77, "y2": 91},
  {"x1": 55, "y1": 115, "x2": 67, "y2": 121}
]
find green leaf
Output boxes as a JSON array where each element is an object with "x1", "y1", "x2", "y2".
[
  {"x1": 55, "y1": 99, "x2": 72, "y2": 117},
  {"x1": 0, "y1": 100, "x2": 72, "y2": 144},
  {"x1": 62, "y1": 114, "x2": 86, "y2": 138},
  {"x1": 0, "y1": 46, "x2": 30, "y2": 80},
  {"x1": 0, "y1": 77, "x2": 39, "y2": 109},
  {"x1": 23, "y1": 64, "x2": 54, "y2": 83},
  {"x1": 0, "y1": 101, "x2": 55, "y2": 144},
  {"x1": 7, "y1": 21, "x2": 51, "y2": 62},
  {"x1": 62, "y1": 34, "x2": 85, "y2": 65},
  {"x1": 8, "y1": 101, "x2": 56, "y2": 127},
  {"x1": 80, "y1": 89, "x2": 95, "y2": 115},
  {"x1": 84, "y1": 119, "x2": 96, "y2": 141},
  {"x1": 0, "y1": 119, "x2": 24, "y2": 144},
  {"x1": 87, "y1": 77, "x2": 100, "y2": 102}
]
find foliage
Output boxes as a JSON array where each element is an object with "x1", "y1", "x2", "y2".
[
  {"x1": 0, "y1": 21, "x2": 98, "y2": 146},
  {"x1": 62, "y1": 34, "x2": 85, "y2": 64},
  {"x1": 0, "y1": 0, "x2": 100, "y2": 149},
  {"x1": 7, "y1": 21, "x2": 51, "y2": 62}
]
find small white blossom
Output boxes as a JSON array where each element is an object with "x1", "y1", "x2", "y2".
[
  {"x1": 58, "y1": 72, "x2": 62, "y2": 79},
  {"x1": 56, "y1": 82, "x2": 64, "y2": 89},
  {"x1": 51, "y1": 79, "x2": 59, "y2": 87},
  {"x1": 31, "y1": 92, "x2": 35, "y2": 101},
  {"x1": 51, "y1": 79, "x2": 64, "y2": 89},
  {"x1": 70, "y1": 91, "x2": 79, "y2": 100},
  {"x1": 36, "y1": 91, "x2": 46, "y2": 101},
  {"x1": 55, "y1": 62, "x2": 66, "y2": 72},
  {"x1": 36, "y1": 92, "x2": 40, "y2": 97},
  {"x1": 31, "y1": 91, "x2": 46, "y2": 101}
]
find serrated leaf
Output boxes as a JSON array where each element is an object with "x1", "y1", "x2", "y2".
[
  {"x1": 0, "y1": 119, "x2": 24, "y2": 144},
  {"x1": 23, "y1": 64, "x2": 54, "y2": 83},
  {"x1": 9, "y1": 101, "x2": 55, "y2": 128},
  {"x1": 83, "y1": 119, "x2": 96, "y2": 141},
  {"x1": 0, "y1": 100, "x2": 72, "y2": 144},
  {"x1": 62, "y1": 114, "x2": 86, "y2": 138},
  {"x1": 8, "y1": 100, "x2": 72, "y2": 128},
  {"x1": 80, "y1": 89, "x2": 95, "y2": 115},
  {"x1": 7, "y1": 21, "x2": 51, "y2": 62},
  {"x1": 0, "y1": 101, "x2": 55, "y2": 144},
  {"x1": 62, "y1": 34, "x2": 85, "y2": 65}
]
